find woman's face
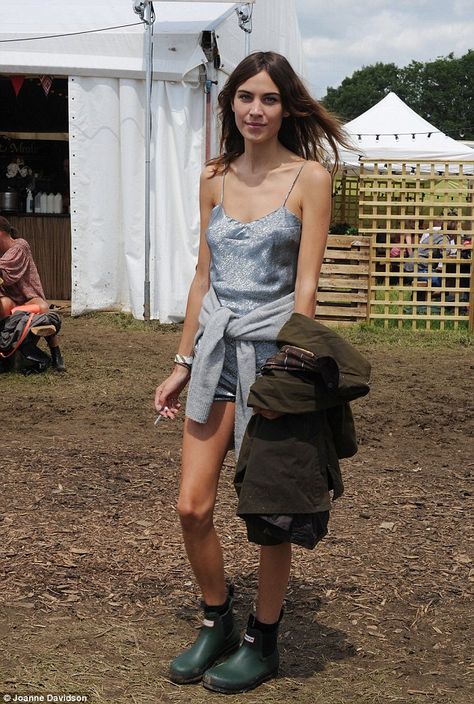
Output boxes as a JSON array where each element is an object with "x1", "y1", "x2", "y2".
[{"x1": 232, "y1": 70, "x2": 287, "y2": 144}]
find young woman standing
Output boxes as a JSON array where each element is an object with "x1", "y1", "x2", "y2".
[{"x1": 154, "y1": 52, "x2": 347, "y2": 693}]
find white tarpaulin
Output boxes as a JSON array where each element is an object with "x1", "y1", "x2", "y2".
[
  {"x1": 340, "y1": 92, "x2": 474, "y2": 169},
  {"x1": 0, "y1": 0, "x2": 303, "y2": 320},
  {"x1": 69, "y1": 77, "x2": 203, "y2": 319}
]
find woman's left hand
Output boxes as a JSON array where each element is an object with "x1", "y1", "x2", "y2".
[{"x1": 253, "y1": 406, "x2": 284, "y2": 420}]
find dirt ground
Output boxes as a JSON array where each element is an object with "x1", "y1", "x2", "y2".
[{"x1": 1, "y1": 314, "x2": 473, "y2": 704}]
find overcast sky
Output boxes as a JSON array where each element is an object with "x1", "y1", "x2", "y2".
[{"x1": 295, "y1": 0, "x2": 474, "y2": 98}]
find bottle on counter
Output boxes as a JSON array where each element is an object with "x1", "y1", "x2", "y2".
[
  {"x1": 46, "y1": 193, "x2": 55, "y2": 213},
  {"x1": 34, "y1": 191, "x2": 42, "y2": 213},
  {"x1": 26, "y1": 189, "x2": 34, "y2": 213},
  {"x1": 53, "y1": 192, "x2": 63, "y2": 214},
  {"x1": 40, "y1": 192, "x2": 48, "y2": 213}
]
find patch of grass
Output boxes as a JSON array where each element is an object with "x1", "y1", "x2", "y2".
[
  {"x1": 76, "y1": 311, "x2": 473, "y2": 348},
  {"x1": 76, "y1": 311, "x2": 183, "y2": 334},
  {"x1": 335, "y1": 321, "x2": 473, "y2": 348},
  {"x1": 371, "y1": 288, "x2": 471, "y2": 333}
]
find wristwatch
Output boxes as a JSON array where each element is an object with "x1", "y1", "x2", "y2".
[{"x1": 174, "y1": 353, "x2": 193, "y2": 370}]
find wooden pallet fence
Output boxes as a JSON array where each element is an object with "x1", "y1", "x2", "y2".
[
  {"x1": 358, "y1": 159, "x2": 474, "y2": 331},
  {"x1": 316, "y1": 233, "x2": 370, "y2": 325}
]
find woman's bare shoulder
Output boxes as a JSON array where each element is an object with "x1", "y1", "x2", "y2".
[
  {"x1": 297, "y1": 161, "x2": 331, "y2": 199},
  {"x1": 201, "y1": 163, "x2": 222, "y2": 192},
  {"x1": 201, "y1": 164, "x2": 224, "y2": 183},
  {"x1": 201, "y1": 163, "x2": 223, "y2": 181},
  {"x1": 200, "y1": 164, "x2": 222, "y2": 208},
  {"x1": 301, "y1": 160, "x2": 331, "y2": 183}
]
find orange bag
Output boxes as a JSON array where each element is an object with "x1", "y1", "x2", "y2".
[{"x1": 11, "y1": 303, "x2": 43, "y2": 315}]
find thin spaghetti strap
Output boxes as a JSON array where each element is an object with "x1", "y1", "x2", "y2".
[
  {"x1": 283, "y1": 162, "x2": 306, "y2": 206},
  {"x1": 220, "y1": 172, "x2": 226, "y2": 205}
]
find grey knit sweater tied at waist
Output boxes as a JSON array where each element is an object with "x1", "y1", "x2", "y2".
[{"x1": 186, "y1": 285, "x2": 295, "y2": 458}]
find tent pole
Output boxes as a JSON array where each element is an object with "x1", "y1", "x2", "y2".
[{"x1": 143, "y1": 3, "x2": 155, "y2": 321}]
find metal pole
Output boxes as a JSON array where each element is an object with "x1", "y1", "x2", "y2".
[
  {"x1": 143, "y1": 2, "x2": 154, "y2": 321},
  {"x1": 245, "y1": 28, "x2": 250, "y2": 56}
]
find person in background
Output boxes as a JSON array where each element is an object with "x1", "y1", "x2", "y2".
[
  {"x1": 414, "y1": 218, "x2": 457, "y2": 308},
  {"x1": 0, "y1": 215, "x2": 65, "y2": 371}
]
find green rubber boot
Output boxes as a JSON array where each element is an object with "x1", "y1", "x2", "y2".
[
  {"x1": 202, "y1": 613, "x2": 281, "y2": 693},
  {"x1": 169, "y1": 587, "x2": 240, "y2": 684}
]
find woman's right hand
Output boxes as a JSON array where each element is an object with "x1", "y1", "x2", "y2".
[{"x1": 154, "y1": 365, "x2": 191, "y2": 420}]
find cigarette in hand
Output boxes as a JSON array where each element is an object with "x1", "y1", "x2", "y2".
[{"x1": 154, "y1": 406, "x2": 169, "y2": 425}]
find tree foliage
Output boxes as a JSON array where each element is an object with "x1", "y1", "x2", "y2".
[{"x1": 321, "y1": 51, "x2": 474, "y2": 140}]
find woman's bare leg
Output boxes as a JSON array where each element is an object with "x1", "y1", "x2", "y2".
[
  {"x1": 201, "y1": 539, "x2": 291, "y2": 692},
  {"x1": 178, "y1": 400, "x2": 236, "y2": 606},
  {"x1": 256, "y1": 543, "x2": 292, "y2": 623}
]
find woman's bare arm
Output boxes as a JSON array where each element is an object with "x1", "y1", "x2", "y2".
[{"x1": 293, "y1": 163, "x2": 331, "y2": 318}]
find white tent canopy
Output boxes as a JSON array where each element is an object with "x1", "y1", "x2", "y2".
[
  {"x1": 339, "y1": 92, "x2": 474, "y2": 168},
  {"x1": 0, "y1": 2, "x2": 235, "y2": 81},
  {"x1": 0, "y1": 1, "x2": 302, "y2": 320}
]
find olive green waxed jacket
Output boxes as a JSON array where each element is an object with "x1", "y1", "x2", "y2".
[
  {"x1": 235, "y1": 313, "x2": 371, "y2": 516},
  {"x1": 247, "y1": 313, "x2": 371, "y2": 415}
]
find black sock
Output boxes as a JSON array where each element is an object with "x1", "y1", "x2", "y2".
[
  {"x1": 204, "y1": 593, "x2": 231, "y2": 616},
  {"x1": 252, "y1": 617, "x2": 279, "y2": 633},
  {"x1": 250, "y1": 616, "x2": 280, "y2": 657}
]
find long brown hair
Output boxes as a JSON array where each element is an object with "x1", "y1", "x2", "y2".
[
  {"x1": 0, "y1": 216, "x2": 18, "y2": 238},
  {"x1": 208, "y1": 51, "x2": 350, "y2": 175}
]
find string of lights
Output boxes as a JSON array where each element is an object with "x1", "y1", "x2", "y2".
[{"x1": 356, "y1": 131, "x2": 442, "y2": 141}]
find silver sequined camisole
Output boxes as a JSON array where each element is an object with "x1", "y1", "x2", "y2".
[
  {"x1": 207, "y1": 204, "x2": 301, "y2": 315},
  {"x1": 203, "y1": 164, "x2": 304, "y2": 399}
]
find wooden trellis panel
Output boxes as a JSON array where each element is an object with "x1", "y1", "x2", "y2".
[
  {"x1": 359, "y1": 160, "x2": 474, "y2": 331},
  {"x1": 332, "y1": 172, "x2": 359, "y2": 227},
  {"x1": 316, "y1": 234, "x2": 370, "y2": 325}
]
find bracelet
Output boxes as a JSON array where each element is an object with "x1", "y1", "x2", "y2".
[{"x1": 174, "y1": 353, "x2": 193, "y2": 370}]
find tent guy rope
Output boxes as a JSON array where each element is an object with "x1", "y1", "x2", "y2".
[{"x1": 0, "y1": 23, "x2": 143, "y2": 42}]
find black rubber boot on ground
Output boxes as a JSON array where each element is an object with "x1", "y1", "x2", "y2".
[
  {"x1": 202, "y1": 612, "x2": 282, "y2": 694},
  {"x1": 169, "y1": 586, "x2": 240, "y2": 684},
  {"x1": 50, "y1": 345, "x2": 66, "y2": 372}
]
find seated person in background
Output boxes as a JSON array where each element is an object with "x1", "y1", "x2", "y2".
[
  {"x1": 417, "y1": 219, "x2": 456, "y2": 287},
  {"x1": 0, "y1": 215, "x2": 65, "y2": 371},
  {"x1": 415, "y1": 219, "x2": 457, "y2": 305}
]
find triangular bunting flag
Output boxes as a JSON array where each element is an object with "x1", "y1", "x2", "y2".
[
  {"x1": 10, "y1": 76, "x2": 24, "y2": 97},
  {"x1": 40, "y1": 75, "x2": 53, "y2": 96}
]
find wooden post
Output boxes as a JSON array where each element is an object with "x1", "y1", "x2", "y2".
[
  {"x1": 469, "y1": 259, "x2": 474, "y2": 333},
  {"x1": 340, "y1": 170, "x2": 347, "y2": 224}
]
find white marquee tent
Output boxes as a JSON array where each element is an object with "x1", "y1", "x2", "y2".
[
  {"x1": 0, "y1": 1, "x2": 302, "y2": 320},
  {"x1": 339, "y1": 92, "x2": 474, "y2": 172}
]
